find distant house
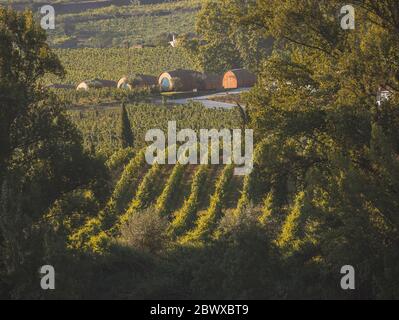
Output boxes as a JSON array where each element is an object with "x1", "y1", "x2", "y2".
[
  {"x1": 223, "y1": 69, "x2": 257, "y2": 89},
  {"x1": 169, "y1": 34, "x2": 178, "y2": 48},
  {"x1": 117, "y1": 75, "x2": 158, "y2": 90},
  {"x1": 77, "y1": 79, "x2": 117, "y2": 91},
  {"x1": 159, "y1": 69, "x2": 203, "y2": 92},
  {"x1": 377, "y1": 86, "x2": 391, "y2": 106}
]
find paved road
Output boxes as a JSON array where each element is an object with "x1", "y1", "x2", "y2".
[{"x1": 167, "y1": 88, "x2": 251, "y2": 109}]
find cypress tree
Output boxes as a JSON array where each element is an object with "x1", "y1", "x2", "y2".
[{"x1": 119, "y1": 102, "x2": 134, "y2": 148}]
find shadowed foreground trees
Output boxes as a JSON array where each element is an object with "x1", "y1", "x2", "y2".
[
  {"x1": 0, "y1": 8, "x2": 107, "y2": 299},
  {"x1": 240, "y1": 0, "x2": 399, "y2": 299}
]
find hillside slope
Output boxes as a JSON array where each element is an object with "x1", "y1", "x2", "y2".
[{"x1": 1, "y1": 0, "x2": 202, "y2": 48}]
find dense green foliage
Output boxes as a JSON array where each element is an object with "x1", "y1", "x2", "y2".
[
  {"x1": 0, "y1": 8, "x2": 106, "y2": 298},
  {"x1": 110, "y1": 150, "x2": 147, "y2": 213},
  {"x1": 181, "y1": 0, "x2": 273, "y2": 73},
  {"x1": 123, "y1": 163, "x2": 164, "y2": 218},
  {"x1": 243, "y1": 0, "x2": 399, "y2": 299}
]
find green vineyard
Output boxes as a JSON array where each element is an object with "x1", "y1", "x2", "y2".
[
  {"x1": 68, "y1": 103, "x2": 242, "y2": 157},
  {"x1": 45, "y1": 47, "x2": 198, "y2": 86},
  {"x1": 63, "y1": 102, "x2": 253, "y2": 253},
  {"x1": 66, "y1": 155, "x2": 250, "y2": 253},
  {"x1": 62, "y1": 101, "x2": 258, "y2": 254}
]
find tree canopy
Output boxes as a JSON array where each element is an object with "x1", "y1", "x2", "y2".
[{"x1": 0, "y1": 8, "x2": 105, "y2": 298}]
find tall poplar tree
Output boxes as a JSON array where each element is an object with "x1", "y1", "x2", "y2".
[{"x1": 119, "y1": 102, "x2": 134, "y2": 149}]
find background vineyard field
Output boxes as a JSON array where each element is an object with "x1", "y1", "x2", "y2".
[{"x1": 45, "y1": 47, "x2": 198, "y2": 85}]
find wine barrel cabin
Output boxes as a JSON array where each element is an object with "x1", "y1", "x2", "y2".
[{"x1": 223, "y1": 69, "x2": 256, "y2": 89}]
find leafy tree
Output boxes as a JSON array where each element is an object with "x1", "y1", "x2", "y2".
[
  {"x1": 0, "y1": 8, "x2": 63, "y2": 178},
  {"x1": 182, "y1": 0, "x2": 273, "y2": 74},
  {"x1": 0, "y1": 8, "x2": 103, "y2": 298},
  {"x1": 187, "y1": 0, "x2": 242, "y2": 74},
  {"x1": 235, "y1": 0, "x2": 399, "y2": 298}
]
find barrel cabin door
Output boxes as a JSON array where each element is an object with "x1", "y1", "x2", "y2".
[
  {"x1": 161, "y1": 77, "x2": 171, "y2": 91},
  {"x1": 223, "y1": 71, "x2": 238, "y2": 89}
]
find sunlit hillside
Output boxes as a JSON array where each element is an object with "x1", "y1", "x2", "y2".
[{"x1": 1, "y1": 0, "x2": 202, "y2": 48}]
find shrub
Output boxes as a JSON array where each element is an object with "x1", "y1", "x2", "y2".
[{"x1": 119, "y1": 207, "x2": 169, "y2": 254}]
